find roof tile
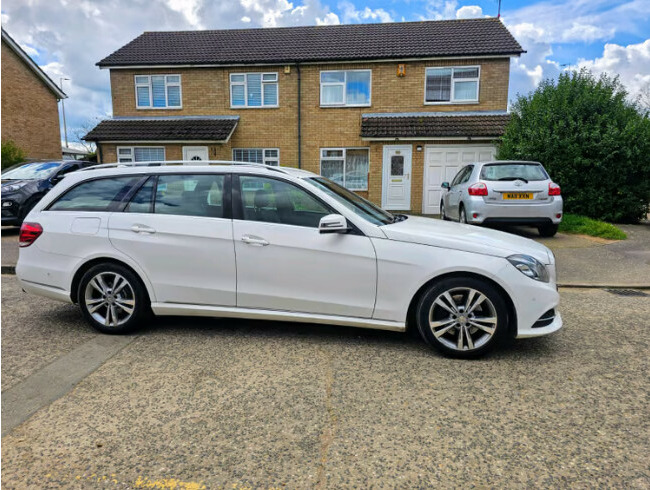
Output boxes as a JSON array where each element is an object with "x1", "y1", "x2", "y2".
[{"x1": 83, "y1": 118, "x2": 238, "y2": 142}]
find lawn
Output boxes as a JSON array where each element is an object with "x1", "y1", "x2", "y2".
[{"x1": 559, "y1": 214, "x2": 627, "y2": 240}]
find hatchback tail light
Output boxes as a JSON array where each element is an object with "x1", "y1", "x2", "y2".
[
  {"x1": 468, "y1": 183, "x2": 488, "y2": 196},
  {"x1": 19, "y1": 222, "x2": 43, "y2": 247},
  {"x1": 549, "y1": 182, "x2": 561, "y2": 196}
]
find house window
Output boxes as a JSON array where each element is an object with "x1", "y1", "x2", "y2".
[
  {"x1": 230, "y1": 73, "x2": 278, "y2": 107},
  {"x1": 320, "y1": 148, "x2": 369, "y2": 191},
  {"x1": 117, "y1": 147, "x2": 165, "y2": 163},
  {"x1": 135, "y1": 75, "x2": 182, "y2": 108},
  {"x1": 320, "y1": 70, "x2": 371, "y2": 106},
  {"x1": 425, "y1": 66, "x2": 480, "y2": 103},
  {"x1": 232, "y1": 148, "x2": 280, "y2": 166}
]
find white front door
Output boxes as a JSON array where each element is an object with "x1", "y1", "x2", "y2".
[
  {"x1": 382, "y1": 145, "x2": 412, "y2": 210},
  {"x1": 423, "y1": 145, "x2": 496, "y2": 214},
  {"x1": 182, "y1": 146, "x2": 209, "y2": 163}
]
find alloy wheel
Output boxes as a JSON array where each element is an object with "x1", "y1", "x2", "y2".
[
  {"x1": 428, "y1": 287, "x2": 498, "y2": 351},
  {"x1": 84, "y1": 272, "x2": 136, "y2": 327}
]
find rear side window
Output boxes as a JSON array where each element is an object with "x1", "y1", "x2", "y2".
[
  {"x1": 154, "y1": 174, "x2": 226, "y2": 218},
  {"x1": 125, "y1": 177, "x2": 155, "y2": 213},
  {"x1": 481, "y1": 164, "x2": 548, "y2": 181},
  {"x1": 49, "y1": 177, "x2": 140, "y2": 211}
]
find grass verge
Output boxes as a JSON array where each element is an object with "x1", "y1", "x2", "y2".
[{"x1": 559, "y1": 214, "x2": 627, "y2": 240}]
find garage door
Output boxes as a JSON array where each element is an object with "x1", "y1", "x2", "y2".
[{"x1": 423, "y1": 145, "x2": 496, "y2": 214}]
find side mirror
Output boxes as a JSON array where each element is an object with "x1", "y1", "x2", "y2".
[
  {"x1": 319, "y1": 214, "x2": 350, "y2": 234},
  {"x1": 51, "y1": 174, "x2": 64, "y2": 184},
  {"x1": 441, "y1": 182, "x2": 450, "y2": 190}
]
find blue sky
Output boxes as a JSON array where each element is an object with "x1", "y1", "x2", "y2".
[{"x1": 2, "y1": 0, "x2": 649, "y2": 149}]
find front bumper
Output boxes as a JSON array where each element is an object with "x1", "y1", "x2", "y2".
[{"x1": 465, "y1": 196, "x2": 563, "y2": 226}]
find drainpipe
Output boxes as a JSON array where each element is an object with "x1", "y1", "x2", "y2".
[
  {"x1": 97, "y1": 143, "x2": 103, "y2": 164},
  {"x1": 296, "y1": 63, "x2": 302, "y2": 169}
]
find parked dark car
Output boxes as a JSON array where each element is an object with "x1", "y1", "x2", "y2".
[{"x1": 1, "y1": 160, "x2": 94, "y2": 226}]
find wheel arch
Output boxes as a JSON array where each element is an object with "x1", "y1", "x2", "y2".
[
  {"x1": 70, "y1": 257, "x2": 153, "y2": 304},
  {"x1": 405, "y1": 271, "x2": 518, "y2": 338}
]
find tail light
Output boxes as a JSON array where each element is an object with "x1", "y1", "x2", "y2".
[
  {"x1": 468, "y1": 183, "x2": 488, "y2": 196},
  {"x1": 19, "y1": 222, "x2": 43, "y2": 247},
  {"x1": 549, "y1": 182, "x2": 561, "y2": 196}
]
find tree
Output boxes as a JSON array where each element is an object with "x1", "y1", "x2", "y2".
[
  {"x1": 71, "y1": 118, "x2": 103, "y2": 153},
  {"x1": 1, "y1": 140, "x2": 26, "y2": 170},
  {"x1": 498, "y1": 69, "x2": 650, "y2": 223}
]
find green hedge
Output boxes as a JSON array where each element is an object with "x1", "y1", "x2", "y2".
[
  {"x1": 1, "y1": 140, "x2": 26, "y2": 170},
  {"x1": 498, "y1": 70, "x2": 650, "y2": 223}
]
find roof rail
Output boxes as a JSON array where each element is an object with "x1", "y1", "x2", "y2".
[{"x1": 81, "y1": 160, "x2": 290, "y2": 174}]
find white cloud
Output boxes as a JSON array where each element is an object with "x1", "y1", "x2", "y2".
[
  {"x1": 241, "y1": 15, "x2": 252, "y2": 22},
  {"x1": 420, "y1": 0, "x2": 458, "y2": 21},
  {"x1": 574, "y1": 39, "x2": 650, "y2": 99},
  {"x1": 339, "y1": 1, "x2": 393, "y2": 23},
  {"x1": 455, "y1": 5, "x2": 483, "y2": 19},
  {"x1": 561, "y1": 22, "x2": 615, "y2": 43}
]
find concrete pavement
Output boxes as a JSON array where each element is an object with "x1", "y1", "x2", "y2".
[{"x1": 2, "y1": 275, "x2": 649, "y2": 488}]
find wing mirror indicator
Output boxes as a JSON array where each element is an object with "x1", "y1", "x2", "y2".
[{"x1": 319, "y1": 214, "x2": 351, "y2": 234}]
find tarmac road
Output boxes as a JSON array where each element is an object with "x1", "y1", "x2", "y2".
[{"x1": 1, "y1": 275, "x2": 649, "y2": 488}]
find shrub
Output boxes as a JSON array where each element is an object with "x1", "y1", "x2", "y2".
[
  {"x1": 1, "y1": 140, "x2": 26, "y2": 170},
  {"x1": 498, "y1": 69, "x2": 650, "y2": 223}
]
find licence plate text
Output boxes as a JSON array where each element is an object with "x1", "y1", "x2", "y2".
[{"x1": 503, "y1": 193, "x2": 533, "y2": 200}]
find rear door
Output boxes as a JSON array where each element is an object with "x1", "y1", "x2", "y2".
[
  {"x1": 108, "y1": 173, "x2": 237, "y2": 306},
  {"x1": 232, "y1": 174, "x2": 377, "y2": 318}
]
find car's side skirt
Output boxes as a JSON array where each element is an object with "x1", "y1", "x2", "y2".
[{"x1": 152, "y1": 303, "x2": 406, "y2": 332}]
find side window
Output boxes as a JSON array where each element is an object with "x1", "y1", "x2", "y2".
[
  {"x1": 450, "y1": 167, "x2": 467, "y2": 187},
  {"x1": 49, "y1": 177, "x2": 140, "y2": 211},
  {"x1": 460, "y1": 165, "x2": 474, "y2": 184},
  {"x1": 154, "y1": 174, "x2": 225, "y2": 218},
  {"x1": 239, "y1": 176, "x2": 331, "y2": 228},
  {"x1": 125, "y1": 177, "x2": 155, "y2": 213}
]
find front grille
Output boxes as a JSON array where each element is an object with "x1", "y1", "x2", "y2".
[
  {"x1": 532, "y1": 308, "x2": 555, "y2": 328},
  {"x1": 605, "y1": 289, "x2": 649, "y2": 297}
]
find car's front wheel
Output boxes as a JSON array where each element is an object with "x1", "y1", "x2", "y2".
[
  {"x1": 415, "y1": 277, "x2": 509, "y2": 358},
  {"x1": 78, "y1": 263, "x2": 149, "y2": 334}
]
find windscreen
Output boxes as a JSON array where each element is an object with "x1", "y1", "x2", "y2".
[{"x1": 2, "y1": 162, "x2": 61, "y2": 180}]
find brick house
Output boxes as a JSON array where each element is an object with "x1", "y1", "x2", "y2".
[
  {"x1": 84, "y1": 18, "x2": 523, "y2": 213},
  {"x1": 1, "y1": 28, "x2": 66, "y2": 160}
]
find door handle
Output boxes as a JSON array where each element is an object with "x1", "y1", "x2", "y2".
[
  {"x1": 131, "y1": 224, "x2": 156, "y2": 234},
  {"x1": 241, "y1": 235, "x2": 269, "y2": 246}
]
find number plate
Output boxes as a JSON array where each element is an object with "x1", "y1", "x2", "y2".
[{"x1": 503, "y1": 192, "x2": 533, "y2": 200}]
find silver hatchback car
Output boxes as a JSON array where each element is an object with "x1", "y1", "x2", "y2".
[{"x1": 440, "y1": 161, "x2": 563, "y2": 237}]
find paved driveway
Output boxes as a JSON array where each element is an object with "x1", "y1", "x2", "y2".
[{"x1": 2, "y1": 275, "x2": 649, "y2": 488}]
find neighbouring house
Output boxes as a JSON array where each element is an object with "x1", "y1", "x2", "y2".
[
  {"x1": 1, "y1": 28, "x2": 66, "y2": 160},
  {"x1": 62, "y1": 146, "x2": 92, "y2": 160},
  {"x1": 84, "y1": 18, "x2": 523, "y2": 213}
]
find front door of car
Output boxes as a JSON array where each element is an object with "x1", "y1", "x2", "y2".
[
  {"x1": 232, "y1": 174, "x2": 377, "y2": 318},
  {"x1": 108, "y1": 173, "x2": 236, "y2": 306},
  {"x1": 448, "y1": 166, "x2": 470, "y2": 219}
]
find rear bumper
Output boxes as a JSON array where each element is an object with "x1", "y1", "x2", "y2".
[{"x1": 465, "y1": 196, "x2": 563, "y2": 225}]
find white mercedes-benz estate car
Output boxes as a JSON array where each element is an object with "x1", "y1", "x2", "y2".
[{"x1": 16, "y1": 161, "x2": 562, "y2": 358}]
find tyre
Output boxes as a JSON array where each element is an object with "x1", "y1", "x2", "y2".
[
  {"x1": 78, "y1": 263, "x2": 149, "y2": 334},
  {"x1": 415, "y1": 277, "x2": 509, "y2": 358},
  {"x1": 440, "y1": 201, "x2": 450, "y2": 221},
  {"x1": 538, "y1": 223, "x2": 559, "y2": 237},
  {"x1": 19, "y1": 197, "x2": 40, "y2": 223},
  {"x1": 459, "y1": 205, "x2": 468, "y2": 224}
]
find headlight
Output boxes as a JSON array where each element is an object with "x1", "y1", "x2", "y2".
[
  {"x1": 2, "y1": 182, "x2": 27, "y2": 192},
  {"x1": 507, "y1": 254, "x2": 549, "y2": 282}
]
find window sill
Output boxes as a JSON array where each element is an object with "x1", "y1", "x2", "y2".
[
  {"x1": 423, "y1": 101, "x2": 479, "y2": 105},
  {"x1": 230, "y1": 105, "x2": 280, "y2": 109},
  {"x1": 320, "y1": 104, "x2": 372, "y2": 108},
  {"x1": 136, "y1": 106, "x2": 183, "y2": 110}
]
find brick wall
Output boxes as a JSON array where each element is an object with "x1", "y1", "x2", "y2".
[
  {"x1": 102, "y1": 57, "x2": 509, "y2": 209},
  {"x1": 1, "y1": 41, "x2": 62, "y2": 160}
]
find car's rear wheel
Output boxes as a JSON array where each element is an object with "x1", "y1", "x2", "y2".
[
  {"x1": 78, "y1": 263, "x2": 149, "y2": 334},
  {"x1": 538, "y1": 223, "x2": 559, "y2": 237},
  {"x1": 415, "y1": 277, "x2": 508, "y2": 358},
  {"x1": 459, "y1": 205, "x2": 468, "y2": 224}
]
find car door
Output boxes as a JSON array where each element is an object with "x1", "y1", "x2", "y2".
[
  {"x1": 232, "y1": 173, "x2": 377, "y2": 318},
  {"x1": 446, "y1": 167, "x2": 469, "y2": 219},
  {"x1": 108, "y1": 173, "x2": 237, "y2": 306}
]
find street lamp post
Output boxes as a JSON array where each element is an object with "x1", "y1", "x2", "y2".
[{"x1": 60, "y1": 77, "x2": 70, "y2": 148}]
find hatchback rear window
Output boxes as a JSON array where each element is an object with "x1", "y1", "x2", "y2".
[
  {"x1": 480, "y1": 163, "x2": 548, "y2": 181},
  {"x1": 49, "y1": 177, "x2": 141, "y2": 211}
]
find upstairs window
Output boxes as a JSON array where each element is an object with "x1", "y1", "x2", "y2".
[
  {"x1": 320, "y1": 70, "x2": 371, "y2": 107},
  {"x1": 230, "y1": 73, "x2": 278, "y2": 107},
  {"x1": 233, "y1": 148, "x2": 280, "y2": 166},
  {"x1": 135, "y1": 75, "x2": 182, "y2": 108},
  {"x1": 425, "y1": 67, "x2": 479, "y2": 103}
]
